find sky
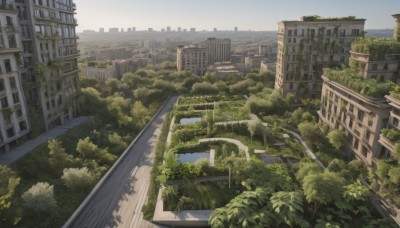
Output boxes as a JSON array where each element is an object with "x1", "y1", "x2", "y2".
[{"x1": 74, "y1": 0, "x2": 400, "y2": 32}]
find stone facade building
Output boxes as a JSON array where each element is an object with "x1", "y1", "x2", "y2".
[
  {"x1": 0, "y1": 0, "x2": 30, "y2": 152},
  {"x1": 274, "y1": 16, "x2": 365, "y2": 98},
  {"x1": 176, "y1": 45, "x2": 207, "y2": 75},
  {"x1": 201, "y1": 38, "x2": 231, "y2": 66}
]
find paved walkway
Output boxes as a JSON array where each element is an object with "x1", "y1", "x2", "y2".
[
  {"x1": 199, "y1": 138, "x2": 264, "y2": 160},
  {"x1": 0, "y1": 116, "x2": 89, "y2": 165}
]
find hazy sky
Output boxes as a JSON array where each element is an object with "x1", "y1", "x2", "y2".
[{"x1": 74, "y1": 0, "x2": 400, "y2": 32}]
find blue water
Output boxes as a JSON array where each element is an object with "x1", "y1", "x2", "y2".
[
  {"x1": 178, "y1": 152, "x2": 209, "y2": 163},
  {"x1": 179, "y1": 117, "x2": 201, "y2": 125}
]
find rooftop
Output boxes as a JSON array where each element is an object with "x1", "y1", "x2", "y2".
[
  {"x1": 323, "y1": 68, "x2": 395, "y2": 98},
  {"x1": 282, "y1": 15, "x2": 365, "y2": 23},
  {"x1": 351, "y1": 38, "x2": 400, "y2": 60}
]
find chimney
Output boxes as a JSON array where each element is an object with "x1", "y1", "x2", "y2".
[{"x1": 393, "y1": 14, "x2": 400, "y2": 42}]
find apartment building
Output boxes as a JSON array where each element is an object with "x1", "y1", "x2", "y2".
[
  {"x1": 318, "y1": 37, "x2": 400, "y2": 166},
  {"x1": 176, "y1": 45, "x2": 207, "y2": 76},
  {"x1": 318, "y1": 72, "x2": 391, "y2": 166},
  {"x1": 274, "y1": 16, "x2": 365, "y2": 98},
  {"x1": 201, "y1": 38, "x2": 231, "y2": 65},
  {"x1": 16, "y1": 0, "x2": 79, "y2": 131},
  {"x1": 349, "y1": 39, "x2": 400, "y2": 81},
  {"x1": 379, "y1": 94, "x2": 400, "y2": 159},
  {"x1": 0, "y1": 0, "x2": 30, "y2": 152}
]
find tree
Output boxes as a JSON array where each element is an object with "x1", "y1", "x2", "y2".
[
  {"x1": 302, "y1": 171, "x2": 345, "y2": 217},
  {"x1": 270, "y1": 191, "x2": 309, "y2": 227},
  {"x1": 343, "y1": 179, "x2": 370, "y2": 202},
  {"x1": 298, "y1": 121, "x2": 323, "y2": 145},
  {"x1": 22, "y1": 182, "x2": 57, "y2": 214},
  {"x1": 61, "y1": 167, "x2": 94, "y2": 191},
  {"x1": 388, "y1": 167, "x2": 400, "y2": 185},
  {"x1": 0, "y1": 166, "x2": 20, "y2": 214},
  {"x1": 76, "y1": 137, "x2": 100, "y2": 160},
  {"x1": 191, "y1": 82, "x2": 219, "y2": 95},
  {"x1": 248, "y1": 120, "x2": 257, "y2": 145},
  {"x1": 296, "y1": 162, "x2": 322, "y2": 181},
  {"x1": 393, "y1": 142, "x2": 400, "y2": 163},
  {"x1": 327, "y1": 159, "x2": 346, "y2": 173},
  {"x1": 131, "y1": 101, "x2": 149, "y2": 128},
  {"x1": 327, "y1": 130, "x2": 346, "y2": 150},
  {"x1": 48, "y1": 140, "x2": 71, "y2": 176}
]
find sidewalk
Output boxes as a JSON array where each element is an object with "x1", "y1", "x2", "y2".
[{"x1": 0, "y1": 116, "x2": 89, "y2": 165}]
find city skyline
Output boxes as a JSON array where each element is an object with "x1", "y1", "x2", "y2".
[{"x1": 75, "y1": 0, "x2": 400, "y2": 32}]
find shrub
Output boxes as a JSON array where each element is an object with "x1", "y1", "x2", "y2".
[
  {"x1": 61, "y1": 167, "x2": 94, "y2": 191},
  {"x1": 22, "y1": 182, "x2": 57, "y2": 213}
]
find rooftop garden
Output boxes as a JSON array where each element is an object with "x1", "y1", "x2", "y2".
[
  {"x1": 85, "y1": 61, "x2": 113, "y2": 69},
  {"x1": 351, "y1": 38, "x2": 400, "y2": 61},
  {"x1": 323, "y1": 68, "x2": 395, "y2": 98},
  {"x1": 301, "y1": 15, "x2": 361, "y2": 22}
]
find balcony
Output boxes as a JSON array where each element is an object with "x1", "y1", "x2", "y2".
[
  {"x1": 0, "y1": 2, "x2": 16, "y2": 13},
  {"x1": 3, "y1": 24, "x2": 18, "y2": 33},
  {"x1": 34, "y1": 14, "x2": 60, "y2": 23},
  {"x1": 379, "y1": 134, "x2": 395, "y2": 153}
]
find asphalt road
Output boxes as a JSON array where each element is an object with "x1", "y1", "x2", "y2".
[{"x1": 67, "y1": 96, "x2": 178, "y2": 228}]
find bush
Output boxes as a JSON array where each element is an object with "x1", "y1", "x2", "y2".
[
  {"x1": 61, "y1": 167, "x2": 94, "y2": 191},
  {"x1": 22, "y1": 182, "x2": 57, "y2": 214}
]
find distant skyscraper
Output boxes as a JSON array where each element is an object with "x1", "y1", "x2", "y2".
[
  {"x1": 132, "y1": 27, "x2": 136, "y2": 32},
  {"x1": 161, "y1": 28, "x2": 165, "y2": 32},
  {"x1": 274, "y1": 16, "x2": 365, "y2": 98},
  {"x1": 99, "y1": 28, "x2": 105, "y2": 33},
  {"x1": 234, "y1": 27, "x2": 238, "y2": 32},
  {"x1": 190, "y1": 28, "x2": 196, "y2": 32},
  {"x1": 183, "y1": 29, "x2": 187, "y2": 32},
  {"x1": 213, "y1": 28, "x2": 217, "y2": 32},
  {"x1": 167, "y1": 26, "x2": 171, "y2": 32},
  {"x1": 128, "y1": 28, "x2": 132, "y2": 32},
  {"x1": 178, "y1": 27, "x2": 181, "y2": 32},
  {"x1": 148, "y1": 28, "x2": 153, "y2": 32},
  {"x1": 121, "y1": 28, "x2": 124, "y2": 32},
  {"x1": 202, "y1": 38, "x2": 231, "y2": 65}
]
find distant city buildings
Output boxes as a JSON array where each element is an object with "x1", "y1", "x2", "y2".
[
  {"x1": 245, "y1": 55, "x2": 265, "y2": 70},
  {"x1": 274, "y1": 16, "x2": 365, "y2": 99},
  {"x1": 148, "y1": 28, "x2": 153, "y2": 32},
  {"x1": 88, "y1": 48, "x2": 131, "y2": 61},
  {"x1": 190, "y1": 28, "x2": 196, "y2": 32},
  {"x1": 234, "y1": 27, "x2": 238, "y2": 32},
  {"x1": 177, "y1": 45, "x2": 207, "y2": 75},
  {"x1": 166, "y1": 26, "x2": 171, "y2": 32},
  {"x1": 99, "y1": 28, "x2": 105, "y2": 33},
  {"x1": 109, "y1": 28, "x2": 119, "y2": 33}
]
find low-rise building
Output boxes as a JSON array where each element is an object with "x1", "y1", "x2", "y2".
[
  {"x1": 245, "y1": 55, "x2": 265, "y2": 70},
  {"x1": 207, "y1": 62, "x2": 239, "y2": 78}
]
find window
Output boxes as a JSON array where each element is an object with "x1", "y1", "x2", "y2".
[
  {"x1": 372, "y1": 64, "x2": 378, "y2": 70},
  {"x1": 6, "y1": 127, "x2": 14, "y2": 138},
  {"x1": 9, "y1": 77, "x2": 16, "y2": 89},
  {"x1": 4, "y1": 60, "x2": 11, "y2": 73},
  {"x1": 288, "y1": 30, "x2": 292, "y2": 36},
  {"x1": 353, "y1": 138, "x2": 359, "y2": 150},
  {"x1": 384, "y1": 63, "x2": 388, "y2": 70},
  {"x1": 16, "y1": 108, "x2": 23, "y2": 117},
  {"x1": 1, "y1": 97, "x2": 8, "y2": 108},
  {"x1": 365, "y1": 130, "x2": 370, "y2": 142},
  {"x1": 19, "y1": 121, "x2": 27, "y2": 131},
  {"x1": 294, "y1": 29, "x2": 298, "y2": 36},
  {"x1": 340, "y1": 30, "x2": 346, "y2": 37},
  {"x1": 326, "y1": 29, "x2": 332, "y2": 36},
  {"x1": 379, "y1": 75, "x2": 385, "y2": 81},
  {"x1": 0, "y1": 79, "x2": 4, "y2": 91},
  {"x1": 352, "y1": 29, "x2": 360, "y2": 36},
  {"x1": 349, "y1": 120, "x2": 353, "y2": 129},
  {"x1": 12, "y1": 92, "x2": 19, "y2": 103},
  {"x1": 289, "y1": 83, "x2": 293, "y2": 90},
  {"x1": 362, "y1": 146, "x2": 368, "y2": 157},
  {"x1": 357, "y1": 111, "x2": 364, "y2": 122}
]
